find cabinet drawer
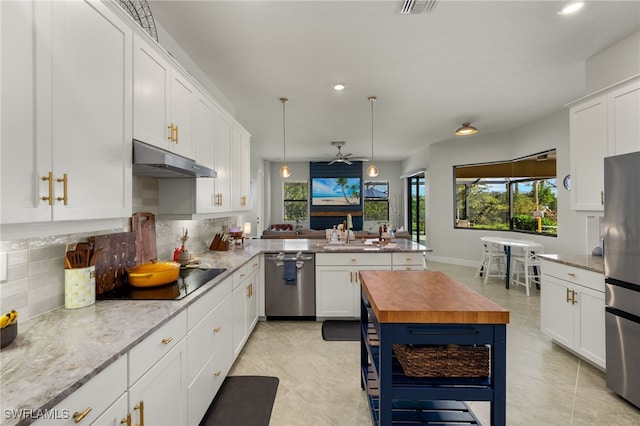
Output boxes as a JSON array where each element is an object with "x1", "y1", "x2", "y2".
[
  {"x1": 187, "y1": 277, "x2": 232, "y2": 330},
  {"x1": 129, "y1": 309, "x2": 187, "y2": 385},
  {"x1": 247, "y1": 255, "x2": 260, "y2": 275},
  {"x1": 392, "y1": 252, "x2": 424, "y2": 266},
  {"x1": 33, "y1": 356, "x2": 127, "y2": 426},
  {"x1": 232, "y1": 262, "x2": 250, "y2": 289},
  {"x1": 187, "y1": 294, "x2": 232, "y2": 383},
  {"x1": 316, "y1": 252, "x2": 392, "y2": 266},
  {"x1": 187, "y1": 336, "x2": 233, "y2": 425},
  {"x1": 541, "y1": 260, "x2": 604, "y2": 292}
]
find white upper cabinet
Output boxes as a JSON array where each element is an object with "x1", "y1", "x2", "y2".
[
  {"x1": 608, "y1": 81, "x2": 640, "y2": 156},
  {"x1": 232, "y1": 124, "x2": 251, "y2": 211},
  {"x1": 569, "y1": 78, "x2": 640, "y2": 211},
  {"x1": 570, "y1": 95, "x2": 608, "y2": 211},
  {"x1": 133, "y1": 34, "x2": 195, "y2": 159},
  {"x1": 1, "y1": 0, "x2": 132, "y2": 224}
]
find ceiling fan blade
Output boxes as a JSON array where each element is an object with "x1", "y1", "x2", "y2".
[
  {"x1": 327, "y1": 159, "x2": 337, "y2": 165},
  {"x1": 344, "y1": 159, "x2": 353, "y2": 165}
]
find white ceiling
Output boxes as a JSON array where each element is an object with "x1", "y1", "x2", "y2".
[{"x1": 148, "y1": 1, "x2": 640, "y2": 163}]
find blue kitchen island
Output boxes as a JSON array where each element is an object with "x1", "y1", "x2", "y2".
[{"x1": 359, "y1": 270, "x2": 510, "y2": 425}]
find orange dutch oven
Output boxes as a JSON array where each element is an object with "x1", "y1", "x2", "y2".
[{"x1": 127, "y1": 260, "x2": 180, "y2": 287}]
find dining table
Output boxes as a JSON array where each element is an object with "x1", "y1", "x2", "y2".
[{"x1": 479, "y1": 236, "x2": 543, "y2": 289}]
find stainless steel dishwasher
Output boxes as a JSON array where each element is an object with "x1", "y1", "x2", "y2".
[{"x1": 265, "y1": 252, "x2": 315, "y2": 319}]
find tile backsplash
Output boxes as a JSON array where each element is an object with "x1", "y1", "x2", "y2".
[{"x1": 0, "y1": 177, "x2": 238, "y2": 321}]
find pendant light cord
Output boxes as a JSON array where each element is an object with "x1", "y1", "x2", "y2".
[
  {"x1": 369, "y1": 96, "x2": 376, "y2": 161},
  {"x1": 280, "y1": 97, "x2": 288, "y2": 163}
]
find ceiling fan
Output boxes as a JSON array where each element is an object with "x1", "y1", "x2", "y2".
[{"x1": 323, "y1": 141, "x2": 369, "y2": 166}]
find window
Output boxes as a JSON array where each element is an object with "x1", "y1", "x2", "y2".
[
  {"x1": 364, "y1": 181, "x2": 389, "y2": 221},
  {"x1": 283, "y1": 181, "x2": 308, "y2": 221},
  {"x1": 454, "y1": 150, "x2": 557, "y2": 235}
]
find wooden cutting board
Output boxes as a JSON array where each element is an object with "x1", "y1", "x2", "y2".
[
  {"x1": 89, "y1": 232, "x2": 137, "y2": 294},
  {"x1": 131, "y1": 212, "x2": 157, "y2": 264}
]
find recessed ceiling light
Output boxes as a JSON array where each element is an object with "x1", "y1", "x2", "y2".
[
  {"x1": 333, "y1": 84, "x2": 346, "y2": 91},
  {"x1": 557, "y1": 1, "x2": 584, "y2": 15}
]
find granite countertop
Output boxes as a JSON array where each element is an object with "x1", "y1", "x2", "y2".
[
  {"x1": 0, "y1": 238, "x2": 429, "y2": 425},
  {"x1": 538, "y1": 254, "x2": 605, "y2": 274}
]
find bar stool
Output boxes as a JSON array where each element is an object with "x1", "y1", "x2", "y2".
[
  {"x1": 510, "y1": 245, "x2": 542, "y2": 296},
  {"x1": 475, "y1": 240, "x2": 507, "y2": 284}
]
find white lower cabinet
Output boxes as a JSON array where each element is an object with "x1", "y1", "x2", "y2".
[
  {"x1": 231, "y1": 256, "x2": 260, "y2": 358},
  {"x1": 128, "y1": 337, "x2": 188, "y2": 426},
  {"x1": 91, "y1": 393, "x2": 128, "y2": 426},
  {"x1": 187, "y1": 278, "x2": 233, "y2": 425},
  {"x1": 392, "y1": 252, "x2": 426, "y2": 271},
  {"x1": 316, "y1": 253, "x2": 392, "y2": 318},
  {"x1": 33, "y1": 356, "x2": 127, "y2": 426},
  {"x1": 540, "y1": 260, "x2": 606, "y2": 369},
  {"x1": 128, "y1": 310, "x2": 188, "y2": 426}
]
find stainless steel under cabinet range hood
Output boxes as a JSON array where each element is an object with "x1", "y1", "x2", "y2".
[{"x1": 132, "y1": 140, "x2": 216, "y2": 178}]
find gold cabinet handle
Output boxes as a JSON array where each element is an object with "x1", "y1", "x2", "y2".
[
  {"x1": 567, "y1": 273, "x2": 576, "y2": 277},
  {"x1": 120, "y1": 414, "x2": 132, "y2": 426},
  {"x1": 41, "y1": 171, "x2": 54, "y2": 205},
  {"x1": 213, "y1": 326, "x2": 222, "y2": 333},
  {"x1": 566, "y1": 288, "x2": 571, "y2": 303},
  {"x1": 168, "y1": 123, "x2": 176, "y2": 141},
  {"x1": 161, "y1": 337, "x2": 173, "y2": 345},
  {"x1": 134, "y1": 401, "x2": 144, "y2": 426},
  {"x1": 246, "y1": 284, "x2": 251, "y2": 298},
  {"x1": 175, "y1": 125, "x2": 179, "y2": 143},
  {"x1": 56, "y1": 173, "x2": 68, "y2": 205},
  {"x1": 601, "y1": 190, "x2": 604, "y2": 206},
  {"x1": 241, "y1": 195, "x2": 246, "y2": 206},
  {"x1": 572, "y1": 290, "x2": 578, "y2": 305},
  {"x1": 72, "y1": 407, "x2": 92, "y2": 423},
  {"x1": 249, "y1": 283, "x2": 253, "y2": 297},
  {"x1": 214, "y1": 371, "x2": 222, "y2": 377}
]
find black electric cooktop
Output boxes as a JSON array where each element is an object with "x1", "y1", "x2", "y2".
[{"x1": 97, "y1": 267, "x2": 227, "y2": 301}]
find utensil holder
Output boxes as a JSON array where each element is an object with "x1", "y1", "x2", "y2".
[{"x1": 65, "y1": 265, "x2": 96, "y2": 309}]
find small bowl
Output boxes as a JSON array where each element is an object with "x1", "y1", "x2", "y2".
[{"x1": 1, "y1": 322, "x2": 17, "y2": 349}]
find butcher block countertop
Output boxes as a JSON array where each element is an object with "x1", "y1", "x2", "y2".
[{"x1": 359, "y1": 270, "x2": 510, "y2": 324}]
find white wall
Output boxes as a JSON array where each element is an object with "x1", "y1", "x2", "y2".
[
  {"x1": 408, "y1": 109, "x2": 603, "y2": 266},
  {"x1": 586, "y1": 31, "x2": 640, "y2": 94}
]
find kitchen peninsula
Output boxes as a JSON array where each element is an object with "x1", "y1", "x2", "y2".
[{"x1": 0, "y1": 238, "x2": 428, "y2": 426}]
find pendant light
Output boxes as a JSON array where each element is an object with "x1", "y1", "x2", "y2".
[
  {"x1": 366, "y1": 96, "x2": 379, "y2": 178},
  {"x1": 454, "y1": 122, "x2": 478, "y2": 136},
  {"x1": 279, "y1": 97, "x2": 291, "y2": 178}
]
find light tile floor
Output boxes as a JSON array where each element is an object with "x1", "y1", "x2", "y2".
[{"x1": 229, "y1": 261, "x2": 640, "y2": 425}]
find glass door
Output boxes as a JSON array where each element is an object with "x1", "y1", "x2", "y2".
[{"x1": 407, "y1": 173, "x2": 425, "y2": 244}]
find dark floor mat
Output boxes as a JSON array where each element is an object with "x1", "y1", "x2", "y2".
[
  {"x1": 200, "y1": 376, "x2": 279, "y2": 426},
  {"x1": 321, "y1": 320, "x2": 360, "y2": 341}
]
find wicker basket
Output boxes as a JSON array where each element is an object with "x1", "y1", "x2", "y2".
[{"x1": 392, "y1": 344, "x2": 490, "y2": 378}]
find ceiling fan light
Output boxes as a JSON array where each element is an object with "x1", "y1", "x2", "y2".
[
  {"x1": 333, "y1": 83, "x2": 346, "y2": 91},
  {"x1": 455, "y1": 123, "x2": 478, "y2": 136},
  {"x1": 280, "y1": 164, "x2": 291, "y2": 178},
  {"x1": 367, "y1": 164, "x2": 379, "y2": 177}
]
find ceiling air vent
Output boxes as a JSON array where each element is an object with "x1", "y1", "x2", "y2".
[{"x1": 399, "y1": 0, "x2": 439, "y2": 15}]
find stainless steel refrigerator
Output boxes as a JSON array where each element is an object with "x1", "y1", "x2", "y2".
[{"x1": 604, "y1": 150, "x2": 640, "y2": 408}]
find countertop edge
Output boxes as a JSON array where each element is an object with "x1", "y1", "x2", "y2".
[{"x1": 538, "y1": 254, "x2": 605, "y2": 274}]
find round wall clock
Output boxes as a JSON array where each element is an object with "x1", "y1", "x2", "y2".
[{"x1": 563, "y1": 174, "x2": 571, "y2": 190}]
